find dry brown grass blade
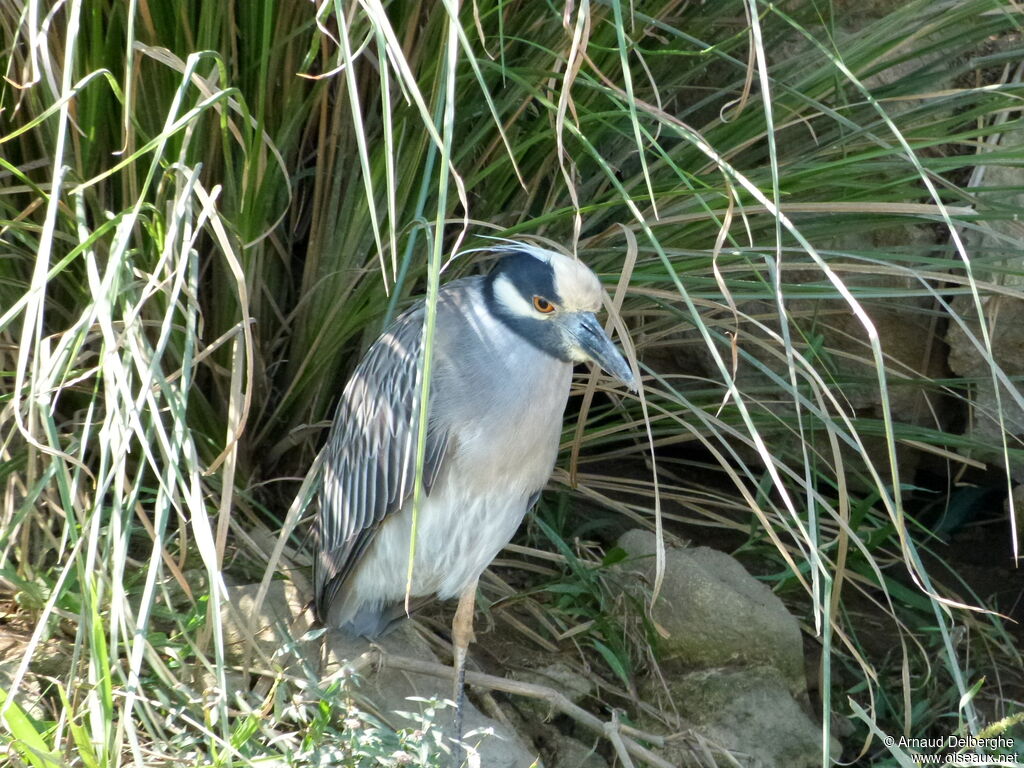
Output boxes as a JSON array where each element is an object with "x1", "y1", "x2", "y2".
[
  {"x1": 554, "y1": 0, "x2": 593, "y2": 250},
  {"x1": 604, "y1": 229, "x2": 669, "y2": 635}
]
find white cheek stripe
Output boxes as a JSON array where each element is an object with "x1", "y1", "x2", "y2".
[{"x1": 493, "y1": 274, "x2": 537, "y2": 318}]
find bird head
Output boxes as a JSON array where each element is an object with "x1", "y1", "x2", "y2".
[{"x1": 482, "y1": 243, "x2": 639, "y2": 392}]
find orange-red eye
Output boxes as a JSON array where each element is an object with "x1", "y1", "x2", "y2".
[{"x1": 533, "y1": 296, "x2": 555, "y2": 314}]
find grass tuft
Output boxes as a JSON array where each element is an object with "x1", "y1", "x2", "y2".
[{"x1": 2, "y1": 0, "x2": 1023, "y2": 765}]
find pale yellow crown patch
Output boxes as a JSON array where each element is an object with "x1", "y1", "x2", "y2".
[{"x1": 492, "y1": 243, "x2": 603, "y2": 312}]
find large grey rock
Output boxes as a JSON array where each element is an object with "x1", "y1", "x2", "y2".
[
  {"x1": 510, "y1": 660, "x2": 592, "y2": 720},
  {"x1": 665, "y1": 667, "x2": 822, "y2": 768},
  {"x1": 944, "y1": 121, "x2": 1024, "y2": 481},
  {"x1": 222, "y1": 581, "x2": 315, "y2": 668},
  {"x1": 542, "y1": 732, "x2": 608, "y2": 768},
  {"x1": 0, "y1": 627, "x2": 53, "y2": 721},
  {"x1": 618, "y1": 530, "x2": 805, "y2": 695},
  {"x1": 641, "y1": 258, "x2": 948, "y2": 487},
  {"x1": 220, "y1": 582, "x2": 539, "y2": 767},
  {"x1": 618, "y1": 530, "x2": 824, "y2": 767},
  {"x1": 326, "y1": 624, "x2": 539, "y2": 768},
  {"x1": 946, "y1": 293, "x2": 1024, "y2": 482}
]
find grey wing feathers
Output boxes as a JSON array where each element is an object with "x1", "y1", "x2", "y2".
[{"x1": 314, "y1": 303, "x2": 449, "y2": 623}]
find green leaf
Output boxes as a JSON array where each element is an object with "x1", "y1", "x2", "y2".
[
  {"x1": 0, "y1": 685, "x2": 60, "y2": 768},
  {"x1": 589, "y1": 639, "x2": 631, "y2": 691}
]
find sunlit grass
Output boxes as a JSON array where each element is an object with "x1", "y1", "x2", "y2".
[{"x1": 2, "y1": 0, "x2": 1023, "y2": 765}]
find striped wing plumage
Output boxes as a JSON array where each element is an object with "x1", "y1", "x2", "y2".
[{"x1": 314, "y1": 303, "x2": 449, "y2": 624}]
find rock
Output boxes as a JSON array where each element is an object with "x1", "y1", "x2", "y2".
[
  {"x1": 0, "y1": 627, "x2": 51, "y2": 720},
  {"x1": 220, "y1": 581, "x2": 538, "y2": 766},
  {"x1": 942, "y1": 101, "x2": 1024, "y2": 481},
  {"x1": 222, "y1": 581, "x2": 315, "y2": 668},
  {"x1": 327, "y1": 623, "x2": 539, "y2": 768},
  {"x1": 618, "y1": 530, "x2": 823, "y2": 767},
  {"x1": 510, "y1": 661, "x2": 592, "y2": 720},
  {"x1": 543, "y1": 732, "x2": 608, "y2": 768},
  {"x1": 0, "y1": 661, "x2": 45, "y2": 721},
  {"x1": 1011, "y1": 484, "x2": 1024, "y2": 519},
  {"x1": 639, "y1": 257, "x2": 950, "y2": 487},
  {"x1": 663, "y1": 667, "x2": 821, "y2": 768},
  {"x1": 946, "y1": 287, "x2": 1024, "y2": 483},
  {"x1": 517, "y1": 661, "x2": 591, "y2": 702},
  {"x1": 618, "y1": 530, "x2": 806, "y2": 695}
]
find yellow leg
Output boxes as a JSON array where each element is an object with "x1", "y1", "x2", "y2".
[{"x1": 451, "y1": 579, "x2": 477, "y2": 762}]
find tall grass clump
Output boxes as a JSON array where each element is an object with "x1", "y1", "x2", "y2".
[{"x1": 2, "y1": 0, "x2": 1022, "y2": 766}]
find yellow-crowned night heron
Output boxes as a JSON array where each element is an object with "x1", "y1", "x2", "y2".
[{"x1": 313, "y1": 242, "x2": 636, "y2": 746}]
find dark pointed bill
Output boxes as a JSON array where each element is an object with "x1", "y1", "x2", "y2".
[{"x1": 567, "y1": 312, "x2": 639, "y2": 392}]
